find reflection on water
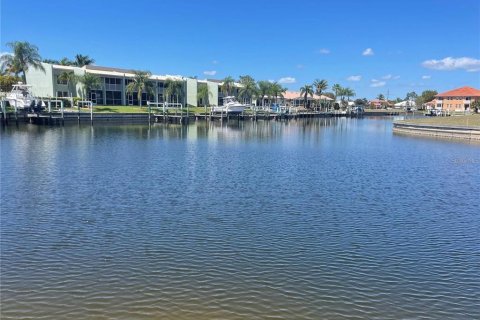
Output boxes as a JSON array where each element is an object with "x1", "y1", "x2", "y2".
[{"x1": 1, "y1": 118, "x2": 479, "y2": 319}]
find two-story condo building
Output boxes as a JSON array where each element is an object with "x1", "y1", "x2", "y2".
[{"x1": 434, "y1": 86, "x2": 480, "y2": 112}]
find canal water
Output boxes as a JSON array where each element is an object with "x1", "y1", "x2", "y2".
[{"x1": 1, "y1": 117, "x2": 479, "y2": 319}]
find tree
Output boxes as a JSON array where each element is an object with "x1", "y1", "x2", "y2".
[
  {"x1": 405, "y1": 91, "x2": 418, "y2": 101},
  {"x1": 257, "y1": 80, "x2": 271, "y2": 107},
  {"x1": 59, "y1": 57, "x2": 74, "y2": 66},
  {"x1": 43, "y1": 58, "x2": 60, "y2": 65},
  {"x1": 0, "y1": 41, "x2": 45, "y2": 83},
  {"x1": 221, "y1": 76, "x2": 235, "y2": 96},
  {"x1": 354, "y1": 98, "x2": 368, "y2": 106},
  {"x1": 197, "y1": 83, "x2": 212, "y2": 114},
  {"x1": 74, "y1": 54, "x2": 95, "y2": 67},
  {"x1": 420, "y1": 90, "x2": 437, "y2": 103},
  {"x1": 238, "y1": 75, "x2": 258, "y2": 104},
  {"x1": 377, "y1": 93, "x2": 385, "y2": 100},
  {"x1": 300, "y1": 84, "x2": 314, "y2": 108},
  {"x1": 58, "y1": 71, "x2": 77, "y2": 96},
  {"x1": 269, "y1": 82, "x2": 286, "y2": 104},
  {"x1": 313, "y1": 79, "x2": 328, "y2": 111},
  {"x1": 77, "y1": 73, "x2": 102, "y2": 100},
  {"x1": 344, "y1": 87, "x2": 355, "y2": 101},
  {"x1": 415, "y1": 90, "x2": 438, "y2": 110},
  {"x1": 313, "y1": 79, "x2": 328, "y2": 96},
  {"x1": 323, "y1": 92, "x2": 335, "y2": 100},
  {"x1": 332, "y1": 84, "x2": 342, "y2": 101},
  {"x1": 125, "y1": 71, "x2": 155, "y2": 107},
  {"x1": 164, "y1": 78, "x2": 184, "y2": 105},
  {"x1": 0, "y1": 75, "x2": 21, "y2": 92}
]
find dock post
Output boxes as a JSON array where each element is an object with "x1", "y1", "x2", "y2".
[
  {"x1": 1, "y1": 100, "x2": 6, "y2": 126},
  {"x1": 61, "y1": 100, "x2": 64, "y2": 126},
  {"x1": 90, "y1": 102, "x2": 93, "y2": 126},
  {"x1": 148, "y1": 103, "x2": 151, "y2": 124}
]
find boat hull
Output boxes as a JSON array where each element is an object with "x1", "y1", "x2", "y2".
[
  {"x1": 212, "y1": 106, "x2": 246, "y2": 114},
  {"x1": 6, "y1": 98, "x2": 33, "y2": 109}
]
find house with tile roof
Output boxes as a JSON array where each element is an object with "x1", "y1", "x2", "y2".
[{"x1": 434, "y1": 86, "x2": 480, "y2": 112}]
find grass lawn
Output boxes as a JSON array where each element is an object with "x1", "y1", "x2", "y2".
[
  {"x1": 397, "y1": 114, "x2": 480, "y2": 128},
  {"x1": 364, "y1": 109, "x2": 406, "y2": 113}
]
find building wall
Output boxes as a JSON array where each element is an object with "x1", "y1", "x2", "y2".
[
  {"x1": 207, "y1": 81, "x2": 218, "y2": 106},
  {"x1": 25, "y1": 63, "x2": 232, "y2": 107},
  {"x1": 25, "y1": 63, "x2": 54, "y2": 97},
  {"x1": 185, "y1": 78, "x2": 197, "y2": 107},
  {"x1": 437, "y1": 97, "x2": 477, "y2": 111}
]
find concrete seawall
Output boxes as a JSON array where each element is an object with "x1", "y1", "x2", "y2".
[{"x1": 393, "y1": 122, "x2": 480, "y2": 141}]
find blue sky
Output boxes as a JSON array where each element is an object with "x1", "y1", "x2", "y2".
[{"x1": 2, "y1": 0, "x2": 479, "y2": 99}]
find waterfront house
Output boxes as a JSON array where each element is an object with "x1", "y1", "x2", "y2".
[
  {"x1": 25, "y1": 63, "x2": 227, "y2": 107},
  {"x1": 369, "y1": 99, "x2": 390, "y2": 109},
  {"x1": 434, "y1": 86, "x2": 480, "y2": 112}
]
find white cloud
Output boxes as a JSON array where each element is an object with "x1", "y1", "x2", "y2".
[
  {"x1": 203, "y1": 70, "x2": 217, "y2": 76},
  {"x1": 370, "y1": 79, "x2": 386, "y2": 87},
  {"x1": 422, "y1": 75, "x2": 431, "y2": 79},
  {"x1": 422, "y1": 57, "x2": 480, "y2": 72},
  {"x1": 381, "y1": 74, "x2": 400, "y2": 80},
  {"x1": 347, "y1": 75, "x2": 362, "y2": 81},
  {"x1": 362, "y1": 48, "x2": 374, "y2": 56},
  {"x1": 268, "y1": 79, "x2": 275, "y2": 83},
  {"x1": 317, "y1": 48, "x2": 330, "y2": 54},
  {"x1": 278, "y1": 77, "x2": 296, "y2": 84}
]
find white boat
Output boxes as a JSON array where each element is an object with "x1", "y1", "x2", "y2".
[
  {"x1": 212, "y1": 96, "x2": 246, "y2": 113},
  {"x1": 6, "y1": 83, "x2": 36, "y2": 109}
]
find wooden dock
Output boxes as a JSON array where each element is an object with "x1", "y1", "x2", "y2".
[{"x1": 1, "y1": 108, "x2": 401, "y2": 127}]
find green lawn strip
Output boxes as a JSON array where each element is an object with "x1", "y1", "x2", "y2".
[{"x1": 397, "y1": 114, "x2": 480, "y2": 128}]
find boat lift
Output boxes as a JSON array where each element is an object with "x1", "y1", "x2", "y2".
[{"x1": 77, "y1": 100, "x2": 93, "y2": 124}]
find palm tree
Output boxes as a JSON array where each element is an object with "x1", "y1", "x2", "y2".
[
  {"x1": 164, "y1": 78, "x2": 184, "y2": 106},
  {"x1": 313, "y1": 79, "x2": 328, "y2": 111},
  {"x1": 58, "y1": 71, "x2": 77, "y2": 94},
  {"x1": 42, "y1": 58, "x2": 60, "y2": 64},
  {"x1": 238, "y1": 76, "x2": 258, "y2": 105},
  {"x1": 300, "y1": 85, "x2": 314, "y2": 108},
  {"x1": 269, "y1": 82, "x2": 286, "y2": 104},
  {"x1": 77, "y1": 73, "x2": 102, "y2": 101},
  {"x1": 377, "y1": 93, "x2": 385, "y2": 100},
  {"x1": 125, "y1": 71, "x2": 155, "y2": 107},
  {"x1": 332, "y1": 84, "x2": 342, "y2": 101},
  {"x1": 221, "y1": 76, "x2": 235, "y2": 96},
  {"x1": 257, "y1": 81, "x2": 271, "y2": 107},
  {"x1": 74, "y1": 54, "x2": 95, "y2": 67},
  {"x1": 197, "y1": 83, "x2": 212, "y2": 114},
  {"x1": 59, "y1": 57, "x2": 74, "y2": 66},
  {"x1": 343, "y1": 87, "x2": 356, "y2": 111},
  {"x1": 0, "y1": 41, "x2": 45, "y2": 83}
]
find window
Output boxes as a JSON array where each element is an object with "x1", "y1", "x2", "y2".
[
  {"x1": 56, "y1": 75, "x2": 68, "y2": 85},
  {"x1": 56, "y1": 91, "x2": 69, "y2": 97},
  {"x1": 90, "y1": 90, "x2": 104, "y2": 104},
  {"x1": 106, "y1": 91, "x2": 122, "y2": 105},
  {"x1": 105, "y1": 77, "x2": 122, "y2": 85}
]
